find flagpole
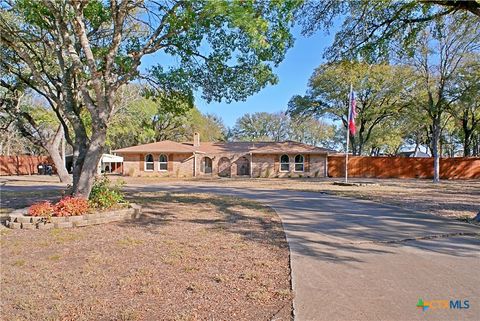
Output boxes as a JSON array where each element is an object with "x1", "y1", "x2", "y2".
[{"x1": 345, "y1": 83, "x2": 352, "y2": 183}]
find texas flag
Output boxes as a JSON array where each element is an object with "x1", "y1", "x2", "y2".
[{"x1": 349, "y1": 91, "x2": 357, "y2": 135}]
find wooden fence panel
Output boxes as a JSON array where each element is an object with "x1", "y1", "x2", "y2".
[
  {"x1": 327, "y1": 156, "x2": 480, "y2": 179},
  {"x1": 0, "y1": 155, "x2": 54, "y2": 176}
]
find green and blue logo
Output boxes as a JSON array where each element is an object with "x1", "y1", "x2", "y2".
[{"x1": 417, "y1": 298, "x2": 470, "y2": 312}]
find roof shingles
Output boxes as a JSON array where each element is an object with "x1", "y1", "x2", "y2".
[{"x1": 114, "y1": 140, "x2": 333, "y2": 155}]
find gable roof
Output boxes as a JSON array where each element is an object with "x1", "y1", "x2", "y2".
[
  {"x1": 114, "y1": 140, "x2": 334, "y2": 155},
  {"x1": 113, "y1": 140, "x2": 196, "y2": 153}
]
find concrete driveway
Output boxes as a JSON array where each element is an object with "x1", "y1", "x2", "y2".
[{"x1": 125, "y1": 182, "x2": 480, "y2": 321}]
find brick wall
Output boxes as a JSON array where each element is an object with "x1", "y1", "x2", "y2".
[
  {"x1": 121, "y1": 153, "x2": 194, "y2": 177},
  {"x1": 252, "y1": 153, "x2": 327, "y2": 178},
  {"x1": 119, "y1": 152, "x2": 329, "y2": 178}
]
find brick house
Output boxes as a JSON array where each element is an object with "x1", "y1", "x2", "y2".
[{"x1": 113, "y1": 133, "x2": 332, "y2": 178}]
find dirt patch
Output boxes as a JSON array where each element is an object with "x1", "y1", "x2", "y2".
[{"x1": 0, "y1": 192, "x2": 292, "y2": 320}]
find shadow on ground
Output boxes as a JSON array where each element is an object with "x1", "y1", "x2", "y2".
[{"x1": 124, "y1": 185, "x2": 480, "y2": 264}]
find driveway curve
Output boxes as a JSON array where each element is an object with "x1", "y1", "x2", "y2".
[{"x1": 125, "y1": 182, "x2": 480, "y2": 321}]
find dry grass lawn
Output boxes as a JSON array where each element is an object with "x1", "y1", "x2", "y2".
[
  {"x1": 118, "y1": 176, "x2": 479, "y2": 219},
  {"x1": 0, "y1": 192, "x2": 292, "y2": 320},
  {"x1": 211, "y1": 178, "x2": 479, "y2": 219}
]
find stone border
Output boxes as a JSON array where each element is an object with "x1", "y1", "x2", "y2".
[{"x1": 5, "y1": 203, "x2": 142, "y2": 230}]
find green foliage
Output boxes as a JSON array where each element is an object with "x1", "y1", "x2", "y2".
[
  {"x1": 89, "y1": 176, "x2": 125, "y2": 210},
  {"x1": 299, "y1": 0, "x2": 479, "y2": 61},
  {"x1": 233, "y1": 112, "x2": 289, "y2": 142},
  {"x1": 83, "y1": 0, "x2": 111, "y2": 30},
  {"x1": 106, "y1": 85, "x2": 227, "y2": 149},
  {"x1": 1, "y1": 0, "x2": 300, "y2": 197},
  {"x1": 232, "y1": 111, "x2": 336, "y2": 147},
  {"x1": 288, "y1": 61, "x2": 415, "y2": 154}
]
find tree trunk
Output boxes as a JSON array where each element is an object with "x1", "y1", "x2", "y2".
[
  {"x1": 474, "y1": 134, "x2": 480, "y2": 156},
  {"x1": 72, "y1": 128, "x2": 107, "y2": 197},
  {"x1": 46, "y1": 145, "x2": 71, "y2": 183},
  {"x1": 432, "y1": 119, "x2": 441, "y2": 183},
  {"x1": 45, "y1": 127, "x2": 71, "y2": 183},
  {"x1": 414, "y1": 138, "x2": 420, "y2": 155},
  {"x1": 463, "y1": 130, "x2": 472, "y2": 157}
]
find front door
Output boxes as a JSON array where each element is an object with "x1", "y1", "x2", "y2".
[{"x1": 237, "y1": 157, "x2": 250, "y2": 176}]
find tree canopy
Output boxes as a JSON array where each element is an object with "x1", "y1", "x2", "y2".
[
  {"x1": 299, "y1": 0, "x2": 479, "y2": 61},
  {"x1": 288, "y1": 61, "x2": 414, "y2": 155},
  {"x1": 0, "y1": 0, "x2": 300, "y2": 196},
  {"x1": 232, "y1": 111, "x2": 336, "y2": 148}
]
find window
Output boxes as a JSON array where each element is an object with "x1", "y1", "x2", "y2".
[
  {"x1": 144, "y1": 154, "x2": 154, "y2": 171},
  {"x1": 280, "y1": 155, "x2": 290, "y2": 172},
  {"x1": 294, "y1": 154, "x2": 304, "y2": 172},
  {"x1": 202, "y1": 157, "x2": 213, "y2": 174},
  {"x1": 159, "y1": 154, "x2": 168, "y2": 171}
]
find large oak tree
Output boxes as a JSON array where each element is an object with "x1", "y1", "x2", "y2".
[
  {"x1": 288, "y1": 61, "x2": 414, "y2": 155},
  {"x1": 0, "y1": 0, "x2": 299, "y2": 196}
]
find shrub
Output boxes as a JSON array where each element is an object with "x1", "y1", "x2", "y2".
[
  {"x1": 54, "y1": 196, "x2": 90, "y2": 216},
  {"x1": 89, "y1": 176, "x2": 125, "y2": 210},
  {"x1": 28, "y1": 201, "x2": 54, "y2": 217},
  {"x1": 314, "y1": 170, "x2": 319, "y2": 178}
]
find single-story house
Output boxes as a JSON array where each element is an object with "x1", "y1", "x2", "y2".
[
  {"x1": 398, "y1": 150, "x2": 430, "y2": 158},
  {"x1": 113, "y1": 133, "x2": 333, "y2": 178}
]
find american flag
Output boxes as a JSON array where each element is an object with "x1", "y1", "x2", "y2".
[{"x1": 349, "y1": 91, "x2": 357, "y2": 135}]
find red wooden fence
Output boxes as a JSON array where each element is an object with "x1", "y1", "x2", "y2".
[
  {"x1": 327, "y1": 156, "x2": 480, "y2": 179},
  {"x1": 0, "y1": 155, "x2": 55, "y2": 176}
]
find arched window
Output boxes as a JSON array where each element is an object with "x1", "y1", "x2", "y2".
[
  {"x1": 144, "y1": 154, "x2": 154, "y2": 171},
  {"x1": 159, "y1": 154, "x2": 168, "y2": 171},
  {"x1": 280, "y1": 154, "x2": 290, "y2": 172},
  {"x1": 294, "y1": 154, "x2": 304, "y2": 172},
  {"x1": 201, "y1": 157, "x2": 213, "y2": 174}
]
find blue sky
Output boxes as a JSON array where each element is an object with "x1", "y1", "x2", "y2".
[{"x1": 142, "y1": 26, "x2": 335, "y2": 128}]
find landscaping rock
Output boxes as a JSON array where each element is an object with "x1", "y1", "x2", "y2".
[
  {"x1": 131, "y1": 203, "x2": 141, "y2": 212},
  {"x1": 16, "y1": 216, "x2": 34, "y2": 224},
  {"x1": 8, "y1": 213, "x2": 24, "y2": 221},
  {"x1": 85, "y1": 213, "x2": 102, "y2": 220},
  {"x1": 54, "y1": 221, "x2": 73, "y2": 229},
  {"x1": 21, "y1": 222, "x2": 36, "y2": 230},
  {"x1": 37, "y1": 223, "x2": 54, "y2": 230},
  {"x1": 102, "y1": 211, "x2": 117, "y2": 218},
  {"x1": 66, "y1": 216, "x2": 84, "y2": 222},
  {"x1": 30, "y1": 217, "x2": 43, "y2": 224},
  {"x1": 9, "y1": 222, "x2": 21, "y2": 229},
  {"x1": 73, "y1": 220, "x2": 92, "y2": 227},
  {"x1": 134, "y1": 211, "x2": 142, "y2": 219},
  {"x1": 6, "y1": 204, "x2": 142, "y2": 230},
  {"x1": 50, "y1": 217, "x2": 67, "y2": 223}
]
